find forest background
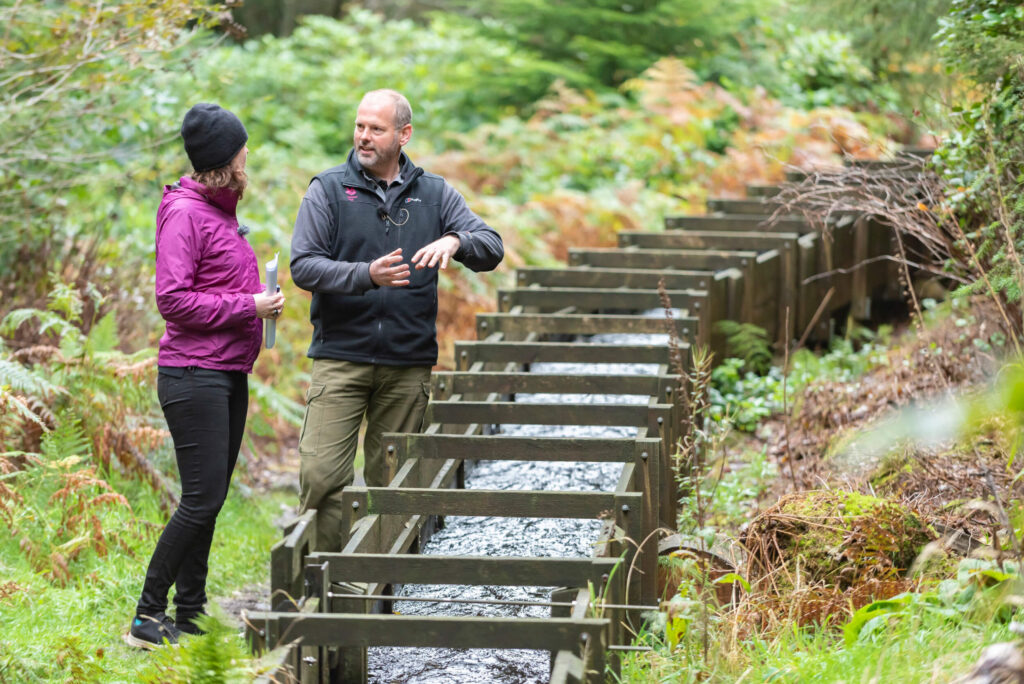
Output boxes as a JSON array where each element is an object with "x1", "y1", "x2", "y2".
[{"x1": 1, "y1": 0, "x2": 1021, "y2": 681}]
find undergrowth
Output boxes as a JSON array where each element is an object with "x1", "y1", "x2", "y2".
[
  {"x1": 709, "y1": 325, "x2": 892, "y2": 432},
  {"x1": 0, "y1": 443, "x2": 284, "y2": 682}
]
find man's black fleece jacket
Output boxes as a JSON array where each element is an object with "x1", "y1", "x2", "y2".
[{"x1": 290, "y1": 150, "x2": 503, "y2": 366}]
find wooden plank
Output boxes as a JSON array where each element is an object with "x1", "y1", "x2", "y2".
[
  {"x1": 851, "y1": 214, "x2": 871, "y2": 320},
  {"x1": 745, "y1": 184, "x2": 782, "y2": 198},
  {"x1": 344, "y1": 486, "x2": 643, "y2": 520},
  {"x1": 270, "y1": 510, "x2": 317, "y2": 612},
  {"x1": 381, "y1": 434, "x2": 661, "y2": 464},
  {"x1": 619, "y1": 230, "x2": 800, "y2": 253},
  {"x1": 311, "y1": 553, "x2": 620, "y2": 587},
  {"x1": 568, "y1": 247, "x2": 755, "y2": 271},
  {"x1": 499, "y1": 287, "x2": 705, "y2": 314},
  {"x1": 707, "y1": 198, "x2": 781, "y2": 215},
  {"x1": 340, "y1": 456, "x2": 461, "y2": 557},
  {"x1": 827, "y1": 214, "x2": 856, "y2": 310},
  {"x1": 516, "y1": 266, "x2": 712, "y2": 290},
  {"x1": 454, "y1": 341, "x2": 677, "y2": 366},
  {"x1": 706, "y1": 270, "x2": 733, "y2": 360},
  {"x1": 866, "y1": 216, "x2": 895, "y2": 301},
  {"x1": 551, "y1": 651, "x2": 585, "y2": 684},
  {"x1": 664, "y1": 214, "x2": 808, "y2": 233},
  {"x1": 426, "y1": 400, "x2": 672, "y2": 428},
  {"x1": 476, "y1": 313, "x2": 696, "y2": 338},
  {"x1": 245, "y1": 613, "x2": 609, "y2": 651},
  {"x1": 432, "y1": 371, "x2": 676, "y2": 397},
  {"x1": 745, "y1": 249, "x2": 782, "y2": 342},
  {"x1": 797, "y1": 231, "x2": 825, "y2": 341}
]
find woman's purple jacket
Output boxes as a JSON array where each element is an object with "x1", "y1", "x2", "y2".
[{"x1": 155, "y1": 176, "x2": 263, "y2": 373}]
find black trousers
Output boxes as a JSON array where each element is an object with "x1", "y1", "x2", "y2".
[{"x1": 136, "y1": 366, "x2": 248, "y2": 618}]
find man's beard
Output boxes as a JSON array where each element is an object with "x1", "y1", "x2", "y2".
[{"x1": 358, "y1": 138, "x2": 401, "y2": 173}]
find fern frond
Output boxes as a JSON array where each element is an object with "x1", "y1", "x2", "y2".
[
  {"x1": 249, "y1": 377, "x2": 305, "y2": 427},
  {"x1": 715, "y1": 320, "x2": 773, "y2": 374},
  {"x1": 41, "y1": 414, "x2": 91, "y2": 462},
  {"x1": 0, "y1": 358, "x2": 65, "y2": 398},
  {"x1": 1, "y1": 393, "x2": 49, "y2": 430}
]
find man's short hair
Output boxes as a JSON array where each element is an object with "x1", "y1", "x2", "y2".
[{"x1": 362, "y1": 89, "x2": 412, "y2": 129}]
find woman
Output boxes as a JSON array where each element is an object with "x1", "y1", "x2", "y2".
[{"x1": 125, "y1": 103, "x2": 285, "y2": 649}]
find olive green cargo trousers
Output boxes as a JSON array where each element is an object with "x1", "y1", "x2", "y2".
[{"x1": 298, "y1": 359, "x2": 431, "y2": 553}]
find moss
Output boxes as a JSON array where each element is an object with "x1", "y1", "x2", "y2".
[
  {"x1": 746, "y1": 490, "x2": 934, "y2": 591},
  {"x1": 869, "y1": 449, "x2": 916, "y2": 489}
]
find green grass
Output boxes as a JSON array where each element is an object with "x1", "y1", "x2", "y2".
[
  {"x1": 619, "y1": 602, "x2": 1012, "y2": 683},
  {"x1": 0, "y1": 466, "x2": 287, "y2": 683}
]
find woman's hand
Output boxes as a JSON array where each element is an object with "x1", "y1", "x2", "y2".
[{"x1": 253, "y1": 291, "x2": 286, "y2": 319}]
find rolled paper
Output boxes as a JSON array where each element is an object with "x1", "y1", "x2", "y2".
[{"x1": 265, "y1": 252, "x2": 278, "y2": 349}]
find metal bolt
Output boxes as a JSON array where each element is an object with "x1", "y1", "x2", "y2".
[
  {"x1": 387, "y1": 445, "x2": 395, "y2": 454},
  {"x1": 439, "y1": 382, "x2": 446, "y2": 391},
  {"x1": 665, "y1": 387, "x2": 672, "y2": 397},
  {"x1": 694, "y1": 301, "x2": 700, "y2": 309},
  {"x1": 621, "y1": 504, "x2": 630, "y2": 514},
  {"x1": 480, "y1": 321, "x2": 488, "y2": 329},
  {"x1": 741, "y1": 259, "x2": 749, "y2": 267},
  {"x1": 640, "y1": 451, "x2": 648, "y2": 461},
  {"x1": 352, "y1": 501, "x2": 360, "y2": 511},
  {"x1": 683, "y1": 328, "x2": 689, "y2": 337},
  {"x1": 258, "y1": 629, "x2": 266, "y2": 637},
  {"x1": 304, "y1": 656, "x2": 317, "y2": 666},
  {"x1": 580, "y1": 632, "x2": 590, "y2": 644},
  {"x1": 657, "y1": 417, "x2": 664, "y2": 425},
  {"x1": 699, "y1": 281, "x2": 706, "y2": 288},
  {"x1": 460, "y1": 350, "x2": 467, "y2": 358}
]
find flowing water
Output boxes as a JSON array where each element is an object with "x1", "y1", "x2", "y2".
[{"x1": 368, "y1": 330, "x2": 669, "y2": 683}]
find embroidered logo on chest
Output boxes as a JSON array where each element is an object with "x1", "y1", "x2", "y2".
[
  {"x1": 345, "y1": 187, "x2": 357, "y2": 202},
  {"x1": 405, "y1": 197, "x2": 421, "y2": 203}
]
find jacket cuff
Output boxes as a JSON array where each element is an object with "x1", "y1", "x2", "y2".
[
  {"x1": 244, "y1": 292, "x2": 258, "y2": 319},
  {"x1": 357, "y1": 261, "x2": 378, "y2": 291},
  {"x1": 445, "y1": 231, "x2": 467, "y2": 260}
]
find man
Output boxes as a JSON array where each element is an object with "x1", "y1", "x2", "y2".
[{"x1": 290, "y1": 89, "x2": 503, "y2": 552}]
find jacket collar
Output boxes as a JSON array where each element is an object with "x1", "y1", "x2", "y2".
[
  {"x1": 345, "y1": 149, "x2": 419, "y2": 189},
  {"x1": 175, "y1": 176, "x2": 239, "y2": 215}
]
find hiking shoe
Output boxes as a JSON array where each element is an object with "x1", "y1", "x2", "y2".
[
  {"x1": 123, "y1": 613, "x2": 181, "y2": 649},
  {"x1": 175, "y1": 612, "x2": 207, "y2": 636}
]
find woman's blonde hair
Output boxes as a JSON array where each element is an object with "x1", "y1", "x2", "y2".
[{"x1": 191, "y1": 154, "x2": 247, "y2": 199}]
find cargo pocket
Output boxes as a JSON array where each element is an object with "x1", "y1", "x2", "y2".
[
  {"x1": 298, "y1": 383, "x2": 327, "y2": 454},
  {"x1": 416, "y1": 381, "x2": 432, "y2": 431}
]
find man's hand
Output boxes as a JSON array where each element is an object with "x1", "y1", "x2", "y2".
[
  {"x1": 411, "y1": 234, "x2": 460, "y2": 270},
  {"x1": 370, "y1": 248, "x2": 411, "y2": 287}
]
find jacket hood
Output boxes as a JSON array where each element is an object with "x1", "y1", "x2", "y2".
[{"x1": 163, "y1": 176, "x2": 239, "y2": 216}]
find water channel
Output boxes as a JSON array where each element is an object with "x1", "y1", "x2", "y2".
[{"x1": 368, "y1": 327, "x2": 669, "y2": 683}]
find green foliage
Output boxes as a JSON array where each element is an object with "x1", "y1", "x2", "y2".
[
  {"x1": 931, "y1": 3, "x2": 1024, "y2": 318},
  {"x1": 0, "y1": 467, "x2": 287, "y2": 681},
  {"x1": 709, "y1": 358, "x2": 783, "y2": 432},
  {"x1": 781, "y1": 0, "x2": 952, "y2": 116},
  {"x1": 709, "y1": 335, "x2": 890, "y2": 433},
  {"x1": 141, "y1": 606, "x2": 283, "y2": 683},
  {"x1": 621, "y1": 554, "x2": 1019, "y2": 682},
  {"x1": 441, "y1": 0, "x2": 762, "y2": 87},
  {"x1": 0, "y1": 0, "x2": 219, "y2": 305},
  {"x1": 184, "y1": 10, "x2": 582, "y2": 154},
  {"x1": 936, "y1": 0, "x2": 1024, "y2": 85},
  {"x1": 775, "y1": 30, "x2": 900, "y2": 109},
  {"x1": 844, "y1": 557, "x2": 1023, "y2": 647},
  {"x1": 715, "y1": 321, "x2": 772, "y2": 374}
]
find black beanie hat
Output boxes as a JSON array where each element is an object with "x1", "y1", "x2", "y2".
[{"x1": 180, "y1": 103, "x2": 248, "y2": 173}]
